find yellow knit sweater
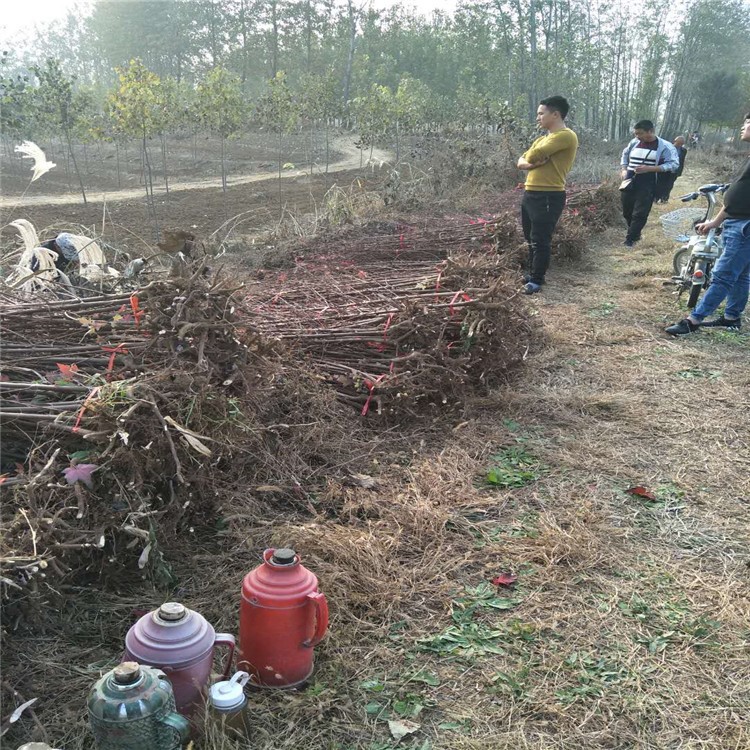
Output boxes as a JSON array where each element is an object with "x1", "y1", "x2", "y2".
[{"x1": 522, "y1": 129, "x2": 579, "y2": 191}]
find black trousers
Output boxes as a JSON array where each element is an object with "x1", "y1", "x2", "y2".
[
  {"x1": 521, "y1": 190, "x2": 566, "y2": 284},
  {"x1": 621, "y1": 183, "x2": 655, "y2": 242},
  {"x1": 655, "y1": 172, "x2": 677, "y2": 201}
]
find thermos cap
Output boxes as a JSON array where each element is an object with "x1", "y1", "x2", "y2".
[
  {"x1": 209, "y1": 671, "x2": 251, "y2": 709},
  {"x1": 113, "y1": 662, "x2": 141, "y2": 685},
  {"x1": 158, "y1": 602, "x2": 187, "y2": 621},
  {"x1": 271, "y1": 548, "x2": 296, "y2": 565}
]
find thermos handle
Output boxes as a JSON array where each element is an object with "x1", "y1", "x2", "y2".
[
  {"x1": 161, "y1": 712, "x2": 190, "y2": 741},
  {"x1": 214, "y1": 633, "x2": 236, "y2": 679},
  {"x1": 303, "y1": 591, "x2": 329, "y2": 648}
]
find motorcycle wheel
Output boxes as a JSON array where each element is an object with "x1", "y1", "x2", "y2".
[{"x1": 672, "y1": 247, "x2": 691, "y2": 276}]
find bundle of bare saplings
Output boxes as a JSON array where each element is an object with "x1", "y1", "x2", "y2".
[
  {"x1": 248, "y1": 248, "x2": 532, "y2": 416},
  {"x1": 0, "y1": 224, "x2": 535, "y2": 620},
  {"x1": 284, "y1": 181, "x2": 619, "y2": 267}
]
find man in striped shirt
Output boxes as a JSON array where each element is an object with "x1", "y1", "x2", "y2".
[{"x1": 620, "y1": 120, "x2": 679, "y2": 247}]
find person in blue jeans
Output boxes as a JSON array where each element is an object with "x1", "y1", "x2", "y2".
[{"x1": 666, "y1": 112, "x2": 750, "y2": 336}]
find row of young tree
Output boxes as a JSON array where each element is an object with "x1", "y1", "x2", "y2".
[
  {"x1": 3, "y1": 0, "x2": 749, "y2": 141},
  {"x1": 2, "y1": 0, "x2": 749, "y2": 214},
  {"x1": 1, "y1": 54, "x2": 501, "y2": 208}
]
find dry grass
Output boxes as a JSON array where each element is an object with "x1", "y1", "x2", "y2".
[{"x1": 4, "y1": 167, "x2": 750, "y2": 749}]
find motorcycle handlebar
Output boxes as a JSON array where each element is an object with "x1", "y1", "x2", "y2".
[{"x1": 679, "y1": 183, "x2": 730, "y2": 202}]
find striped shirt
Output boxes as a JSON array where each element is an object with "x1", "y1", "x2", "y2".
[{"x1": 626, "y1": 140, "x2": 658, "y2": 171}]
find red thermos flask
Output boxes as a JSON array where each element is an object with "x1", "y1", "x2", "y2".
[{"x1": 239, "y1": 548, "x2": 329, "y2": 687}]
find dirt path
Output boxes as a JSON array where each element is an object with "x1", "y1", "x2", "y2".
[
  {"x1": 0, "y1": 137, "x2": 392, "y2": 208},
  {"x1": 444, "y1": 177, "x2": 750, "y2": 747}
]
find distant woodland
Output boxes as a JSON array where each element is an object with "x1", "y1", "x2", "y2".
[{"x1": 2, "y1": 0, "x2": 749, "y2": 151}]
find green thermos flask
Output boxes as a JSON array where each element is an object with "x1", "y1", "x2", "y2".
[{"x1": 87, "y1": 661, "x2": 189, "y2": 750}]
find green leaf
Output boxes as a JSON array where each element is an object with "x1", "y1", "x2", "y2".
[
  {"x1": 438, "y1": 722, "x2": 463, "y2": 730},
  {"x1": 409, "y1": 671, "x2": 440, "y2": 687},
  {"x1": 360, "y1": 679, "x2": 385, "y2": 692},
  {"x1": 365, "y1": 701, "x2": 385, "y2": 715}
]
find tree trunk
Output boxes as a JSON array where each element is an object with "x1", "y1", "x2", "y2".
[
  {"x1": 325, "y1": 119, "x2": 330, "y2": 177},
  {"x1": 342, "y1": 0, "x2": 357, "y2": 108},
  {"x1": 221, "y1": 135, "x2": 227, "y2": 193},
  {"x1": 277, "y1": 129, "x2": 283, "y2": 214},
  {"x1": 239, "y1": 0, "x2": 250, "y2": 86},
  {"x1": 306, "y1": 0, "x2": 313, "y2": 73},
  {"x1": 528, "y1": 0, "x2": 538, "y2": 120},
  {"x1": 310, "y1": 124, "x2": 315, "y2": 176},
  {"x1": 161, "y1": 134, "x2": 170, "y2": 198},
  {"x1": 65, "y1": 129, "x2": 87, "y2": 205},
  {"x1": 59, "y1": 134, "x2": 73, "y2": 191},
  {"x1": 142, "y1": 132, "x2": 159, "y2": 236},
  {"x1": 270, "y1": 0, "x2": 279, "y2": 78}
]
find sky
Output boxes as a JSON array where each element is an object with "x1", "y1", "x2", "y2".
[
  {"x1": 0, "y1": 0, "x2": 86, "y2": 37},
  {"x1": 0, "y1": 0, "x2": 459, "y2": 37}
]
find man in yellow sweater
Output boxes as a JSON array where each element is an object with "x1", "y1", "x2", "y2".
[{"x1": 516, "y1": 96, "x2": 579, "y2": 293}]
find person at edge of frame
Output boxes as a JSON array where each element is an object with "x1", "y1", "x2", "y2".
[
  {"x1": 619, "y1": 119, "x2": 679, "y2": 247},
  {"x1": 516, "y1": 95, "x2": 579, "y2": 295},
  {"x1": 655, "y1": 135, "x2": 688, "y2": 203},
  {"x1": 665, "y1": 112, "x2": 750, "y2": 336}
]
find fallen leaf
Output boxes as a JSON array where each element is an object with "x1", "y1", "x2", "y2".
[
  {"x1": 9, "y1": 697, "x2": 38, "y2": 724},
  {"x1": 78, "y1": 316, "x2": 105, "y2": 331},
  {"x1": 62, "y1": 463, "x2": 99, "y2": 489},
  {"x1": 388, "y1": 719, "x2": 420, "y2": 741},
  {"x1": 491, "y1": 572, "x2": 518, "y2": 587},
  {"x1": 345, "y1": 472, "x2": 378, "y2": 489},
  {"x1": 56, "y1": 363, "x2": 79, "y2": 379},
  {"x1": 180, "y1": 433, "x2": 212, "y2": 457},
  {"x1": 137, "y1": 543, "x2": 152, "y2": 569},
  {"x1": 626, "y1": 485, "x2": 657, "y2": 501},
  {"x1": 164, "y1": 416, "x2": 213, "y2": 456}
]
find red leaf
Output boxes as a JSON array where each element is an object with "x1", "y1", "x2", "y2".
[
  {"x1": 56, "y1": 363, "x2": 80, "y2": 379},
  {"x1": 491, "y1": 572, "x2": 518, "y2": 587},
  {"x1": 62, "y1": 463, "x2": 99, "y2": 489},
  {"x1": 626, "y1": 485, "x2": 657, "y2": 501}
]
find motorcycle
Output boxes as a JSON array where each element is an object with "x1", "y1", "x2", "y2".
[{"x1": 659, "y1": 183, "x2": 729, "y2": 309}]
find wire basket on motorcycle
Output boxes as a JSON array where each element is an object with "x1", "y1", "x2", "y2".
[{"x1": 659, "y1": 207, "x2": 707, "y2": 240}]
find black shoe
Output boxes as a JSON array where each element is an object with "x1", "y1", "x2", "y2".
[
  {"x1": 665, "y1": 318, "x2": 700, "y2": 336},
  {"x1": 700, "y1": 315, "x2": 741, "y2": 330},
  {"x1": 523, "y1": 282, "x2": 542, "y2": 295},
  {"x1": 624, "y1": 239, "x2": 635, "y2": 248},
  {"x1": 523, "y1": 276, "x2": 545, "y2": 285}
]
